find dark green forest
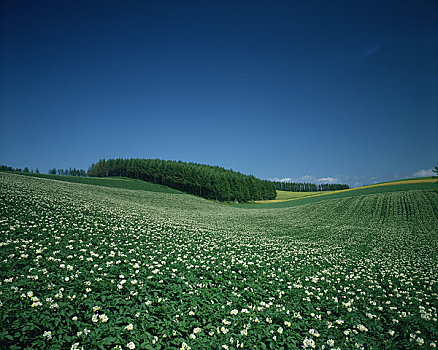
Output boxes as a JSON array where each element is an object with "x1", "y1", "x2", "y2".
[
  {"x1": 87, "y1": 158, "x2": 277, "y2": 202},
  {"x1": 48, "y1": 168, "x2": 86, "y2": 176},
  {"x1": 270, "y1": 181, "x2": 349, "y2": 192}
]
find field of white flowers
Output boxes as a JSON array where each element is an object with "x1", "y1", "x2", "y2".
[{"x1": 1, "y1": 173, "x2": 437, "y2": 349}]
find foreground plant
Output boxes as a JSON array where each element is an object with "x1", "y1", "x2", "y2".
[{"x1": 0, "y1": 173, "x2": 437, "y2": 349}]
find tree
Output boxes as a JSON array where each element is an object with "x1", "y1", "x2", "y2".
[
  {"x1": 433, "y1": 162, "x2": 438, "y2": 183},
  {"x1": 87, "y1": 158, "x2": 276, "y2": 202},
  {"x1": 0, "y1": 164, "x2": 14, "y2": 172}
]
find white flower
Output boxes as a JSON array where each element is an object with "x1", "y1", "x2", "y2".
[
  {"x1": 357, "y1": 324, "x2": 368, "y2": 332},
  {"x1": 193, "y1": 327, "x2": 201, "y2": 334},
  {"x1": 181, "y1": 342, "x2": 191, "y2": 350},
  {"x1": 240, "y1": 329, "x2": 247, "y2": 336},
  {"x1": 303, "y1": 337, "x2": 315, "y2": 348},
  {"x1": 189, "y1": 333, "x2": 196, "y2": 339},
  {"x1": 327, "y1": 339, "x2": 335, "y2": 346},
  {"x1": 71, "y1": 343, "x2": 84, "y2": 350},
  {"x1": 125, "y1": 324, "x2": 134, "y2": 330},
  {"x1": 99, "y1": 314, "x2": 109, "y2": 322},
  {"x1": 309, "y1": 329, "x2": 320, "y2": 337},
  {"x1": 277, "y1": 327, "x2": 283, "y2": 334},
  {"x1": 43, "y1": 331, "x2": 52, "y2": 340},
  {"x1": 127, "y1": 341, "x2": 136, "y2": 349},
  {"x1": 221, "y1": 326, "x2": 229, "y2": 334},
  {"x1": 230, "y1": 309, "x2": 238, "y2": 315}
]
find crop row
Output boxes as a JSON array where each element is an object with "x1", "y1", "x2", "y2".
[{"x1": 0, "y1": 173, "x2": 437, "y2": 349}]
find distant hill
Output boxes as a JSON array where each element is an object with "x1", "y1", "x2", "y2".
[
  {"x1": 239, "y1": 177, "x2": 437, "y2": 208},
  {"x1": 87, "y1": 158, "x2": 276, "y2": 202},
  {"x1": 1, "y1": 169, "x2": 437, "y2": 349},
  {"x1": 4, "y1": 172, "x2": 181, "y2": 194}
]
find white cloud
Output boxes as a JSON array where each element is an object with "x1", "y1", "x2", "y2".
[
  {"x1": 412, "y1": 169, "x2": 434, "y2": 177},
  {"x1": 270, "y1": 175, "x2": 342, "y2": 184},
  {"x1": 300, "y1": 175, "x2": 317, "y2": 182},
  {"x1": 269, "y1": 174, "x2": 391, "y2": 188},
  {"x1": 268, "y1": 177, "x2": 293, "y2": 183},
  {"x1": 317, "y1": 177, "x2": 339, "y2": 184}
]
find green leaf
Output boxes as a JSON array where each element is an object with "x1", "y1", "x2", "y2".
[{"x1": 102, "y1": 336, "x2": 117, "y2": 345}]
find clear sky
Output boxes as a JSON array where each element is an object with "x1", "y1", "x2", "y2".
[{"x1": 1, "y1": 0, "x2": 437, "y2": 187}]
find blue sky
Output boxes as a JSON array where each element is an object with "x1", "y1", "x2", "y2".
[{"x1": 1, "y1": 0, "x2": 437, "y2": 187}]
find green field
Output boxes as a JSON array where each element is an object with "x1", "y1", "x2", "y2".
[
  {"x1": 12, "y1": 172, "x2": 182, "y2": 194},
  {"x1": 1, "y1": 172, "x2": 437, "y2": 349},
  {"x1": 240, "y1": 181, "x2": 437, "y2": 209},
  {"x1": 274, "y1": 191, "x2": 322, "y2": 201}
]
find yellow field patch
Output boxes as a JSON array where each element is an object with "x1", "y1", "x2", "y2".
[{"x1": 254, "y1": 178, "x2": 436, "y2": 204}]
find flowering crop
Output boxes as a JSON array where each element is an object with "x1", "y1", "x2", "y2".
[{"x1": 0, "y1": 173, "x2": 437, "y2": 349}]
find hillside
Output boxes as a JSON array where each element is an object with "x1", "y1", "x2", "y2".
[
  {"x1": 87, "y1": 158, "x2": 276, "y2": 202},
  {"x1": 0, "y1": 172, "x2": 437, "y2": 349},
  {"x1": 9, "y1": 172, "x2": 182, "y2": 194},
  {"x1": 240, "y1": 177, "x2": 436, "y2": 208}
]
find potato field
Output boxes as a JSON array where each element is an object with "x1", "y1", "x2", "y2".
[{"x1": 0, "y1": 173, "x2": 437, "y2": 349}]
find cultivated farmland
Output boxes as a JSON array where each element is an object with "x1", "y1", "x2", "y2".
[{"x1": 0, "y1": 173, "x2": 437, "y2": 349}]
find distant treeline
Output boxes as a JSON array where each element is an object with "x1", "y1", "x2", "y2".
[
  {"x1": 49, "y1": 168, "x2": 86, "y2": 176},
  {"x1": 88, "y1": 158, "x2": 276, "y2": 202},
  {"x1": 0, "y1": 164, "x2": 40, "y2": 173},
  {"x1": 271, "y1": 181, "x2": 349, "y2": 192},
  {"x1": 1, "y1": 164, "x2": 86, "y2": 176}
]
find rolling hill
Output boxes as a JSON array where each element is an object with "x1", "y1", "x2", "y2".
[
  {"x1": 0, "y1": 172, "x2": 437, "y2": 349},
  {"x1": 239, "y1": 177, "x2": 436, "y2": 208}
]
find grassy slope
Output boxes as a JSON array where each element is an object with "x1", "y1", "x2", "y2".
[
  {"x1": 259, "y1": 190, "x2": 322, "y2": 203},
  {"x1": 1, "y1": 173, "x2": 437, "y2": 348},
  {"x1": 238, "y1": 178, "x2": 437, "y2": 209},
  {"x1": 1, "y1": 172, "x2": 436, "y2": 250},
  {"x1": 5, "y1": 171, "x2": 182, "y2": 194},
  {"x1": 8, "y1": 171, "x2": 436, "y2": 209}
]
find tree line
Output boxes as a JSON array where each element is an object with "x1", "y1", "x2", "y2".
[
  {"x1": 0, "y1": 164, "x2": 40, "y2": 173},
  {"x1": 88, "y1": 158, "x2": 276, "y2": 202},
  {"x1": 48, "y1": 168, "x2": 87, "y2": 176},
  {"x1": 270, "y1": 181, "x2": 349, "y2": 192},
  {"x1": 0, "y1": 164, "x2": 86, "y2": 176}
]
